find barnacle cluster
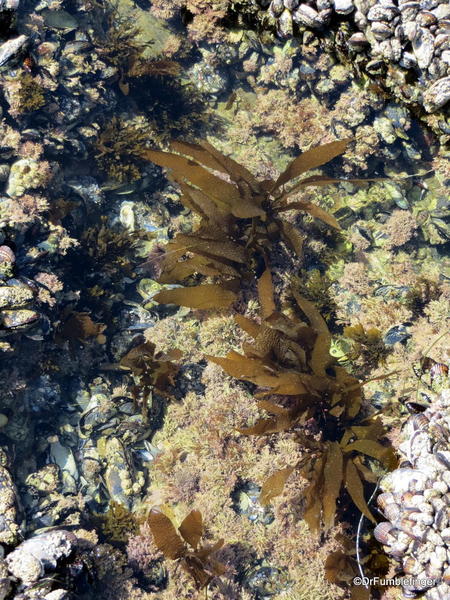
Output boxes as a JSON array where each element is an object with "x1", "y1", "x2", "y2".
[{"x1": 374, "y1": 374, "x2": 450, "y2": 600}]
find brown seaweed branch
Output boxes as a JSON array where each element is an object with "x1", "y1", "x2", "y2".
[
  {"x1": 147, "y1": 508, "x2": 226, "y2": 591},
  {"x1": 141, "y1": 139, "x2": 356, "y2": 310},
  {"x1": 206, "y1": 269, "x2": 396, "y2": 532}
]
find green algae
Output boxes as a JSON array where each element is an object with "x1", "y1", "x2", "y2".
[{"x1": 17, "y1": 74, "x2": 46, "y2": 113}]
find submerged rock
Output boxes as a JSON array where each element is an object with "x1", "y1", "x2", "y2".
[
  {"x1": 333, "y1": 0, "x2": 354, "y2": 14},
  {"x1": 5, "y1": 530, "x2": 76, "y2": 584},
  {"x1": 0, "y1": 448, "x2": 19, "y2": 545}
]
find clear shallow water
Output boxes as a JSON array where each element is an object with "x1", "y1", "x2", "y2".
[{"x1": 0, "y1": 1, "x2": 448, "y2": 599}]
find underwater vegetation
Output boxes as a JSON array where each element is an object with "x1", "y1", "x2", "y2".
[
  {"x1": 15, "y1": 73, "x2": 46, "y2": 113},
  {"x1": 120, "y1": 340, "x2": 181, "y2": 417},
  {"x1": 137, "y1": 138, "x2": 398, "y2": 596},
  {"x1": 95, "y1": 117, "x2": 154, "y2": 183},
  {"x1": 56, "y1": 311, "x2": 106, "y2": 346},
  {"x1": 89, "y1": 3, "x2": 211, "y2": 185},
  {"x1": 147, "y1": 508, "x2": 226, "y2": 591},
  {"x1": 97, "y1": 500, "x2": 139, "y2": 543},
  {"x1": 81, "y1": 217, "x2": 147, "y2": 279},
  {"x1": 206, "y1": 273, "x2": 396, "y2": 532},
  {"x1": 143, "y1": 138, "x2": 361, "y2": 310}
]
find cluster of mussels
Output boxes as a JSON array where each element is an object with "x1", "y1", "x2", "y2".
[
  {"x1": 0, "y1": 245, "x2": 41, "y2": 337},
  {"x1": 374, "y1": 373, "x2": 450, "y2": 599},
  {"x1": 258, "y1": 0, "x2": 450, "y2": 114},
  {"x1": 0, "y1": 0, "x2": 171, "y2": 596}
]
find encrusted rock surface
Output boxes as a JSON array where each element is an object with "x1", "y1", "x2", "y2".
[
  {"x1": 375, "y1": 385, "x2": 450, "y2": 600},
  {"x1": 260, "y1": 0, "x2": 450, "y2": 113},
  {"x1": 5, "y1": 530, "x2": 76, "y2": 584}
]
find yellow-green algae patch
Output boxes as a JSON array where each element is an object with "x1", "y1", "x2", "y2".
[{"x1": 141, "y1": 308, "x2": 346, "y2": 599}]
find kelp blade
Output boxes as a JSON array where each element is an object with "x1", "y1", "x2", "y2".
[
  {"x1": 257, "y1": 269, "x2": 276, "y2": 319},
  {"x1": 142, "y1": 149, "x2": 242, "y2": 208},
  {"x1": 277, "y1": 200, "x2": 341, "y2": 230},
  {"x1": 170, "y1": 140, "x2": 229, "y2": 175},
  {"x1": 344, "y1": 460, "x2": 376, "y2": 523},
  {"x1": 179, "y1": 510, "x2": 203, "y2": 550},
  {"x1": 199, "y1": 140, "x2": 261, "y2": 191},
  {"x1": 147, "y1": 509, "x2": 186, "y2": 559},
  {"x1": 273, "y1": 138, "x2": 353, "y2": 190},
  {"x1": 153, "y1": 284, "x2": 236, "y2": 310},
  {"x1": 323, "y1": 442, "x2": 343, "y2": 531},
  {"x1": 143, "y1": 148, "x2": 265, "y2": 219},
  {"x1": 292, "y1": 291, "x2": 332, "y2": 376},
  {"x1": 260, "y1": 466, "x2": 294, "y2": 506}
]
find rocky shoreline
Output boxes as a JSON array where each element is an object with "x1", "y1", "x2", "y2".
[
  {"x1": 261, "y1": 0, "x2": 450, "y2": 117},
  {"x1": 0, "y1": 0, "x2": 448, "y2": 598}
]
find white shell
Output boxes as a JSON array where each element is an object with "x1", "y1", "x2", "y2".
[{"x1": 376, "y1": 387, "x2": 450, "y2": 599}]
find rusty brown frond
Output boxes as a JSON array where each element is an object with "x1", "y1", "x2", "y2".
[
  {"x1": 206, "y1": 276, "x2": 395, "y2": 532},
  {"x1": 56, "y1": 311, "x2": 106, "y2": 345},
  {"x1": 128, "y1": 58, "x2": 180, "y2": 79},
  {"x1": 120, "y1": 341, "x2": 181, "y2": 417},
  {"x1": 147, "y1": 508, "x2": 226, "y2": 591},
  {"x1": 146, "y1": 138, "x2": 394, "y2": 536},
  {"x1": 142, "y1": 139, "x2": 355, "y2": 310}
]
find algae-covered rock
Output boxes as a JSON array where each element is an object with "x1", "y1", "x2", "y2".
[
  {"x1": 115, "y1": 0, "x2": 173, "y2": 59},
  {"x1": 6, "y1": 158, "x2": 52, "y2": 197}
]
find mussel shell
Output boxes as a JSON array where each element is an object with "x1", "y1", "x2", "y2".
[
  {"x1": 434, "y1": 507, "x2": 448, "y2": 529},
  {"x1": 0, "y1": 245, "x2": 15, "y2": 264},
  {"x1": 377, "y1": 491, "x2": 396, "y2": 510},
  {"x1": 442, "y1": 565, "x2": 450, "y2": 582},
  {"x1": 0, "y1": 284, "x2": 34, "y2": 309},
  {"x1": 384, "y1": 502, "x2": 401, "y2": 521},
  {"x1": 435, "y1": 451, "x2": 450, "y2": 469},
  {"x1": 409, "y1": 413, "x2": 429, "y2": 430},
  {"x1": 269, "y1": 0, "x2": 284, "y2": 17},
  {"x1": 0, "y1": 309, "x2": 39, "y2": 329},
  {"x1": 381, "y1": 468, "x2": 429, "y2": 494},
  {"x1": 245, "y1": 566, "x2": 292, "y2": 595},
  {"x1": 403, "y1": 556, "x2": 421, "y2": 575}
]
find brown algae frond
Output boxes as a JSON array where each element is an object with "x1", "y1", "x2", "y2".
[{"x1": 94, "y1": 117, "x2": 154, "y2": 183}]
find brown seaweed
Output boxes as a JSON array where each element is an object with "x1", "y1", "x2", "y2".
[
  {"x1": 142, "y1": 139, "x2": 356, "y2": 309},
  {"x1": 206, "y1": 278, "x2": 395, "y2": 532},
  {"x1": 145, "y1": 137, "x2": 396, "y2": 570},
  {"x1": 120, "y1": 341, "x2": 181, "y2": 417},
  {"x1": 56, "y1": 311, "x2": 106, "y2": 347},
  {"x1": 147, "y1": 508, "x2": 226, "y2": 590}
]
